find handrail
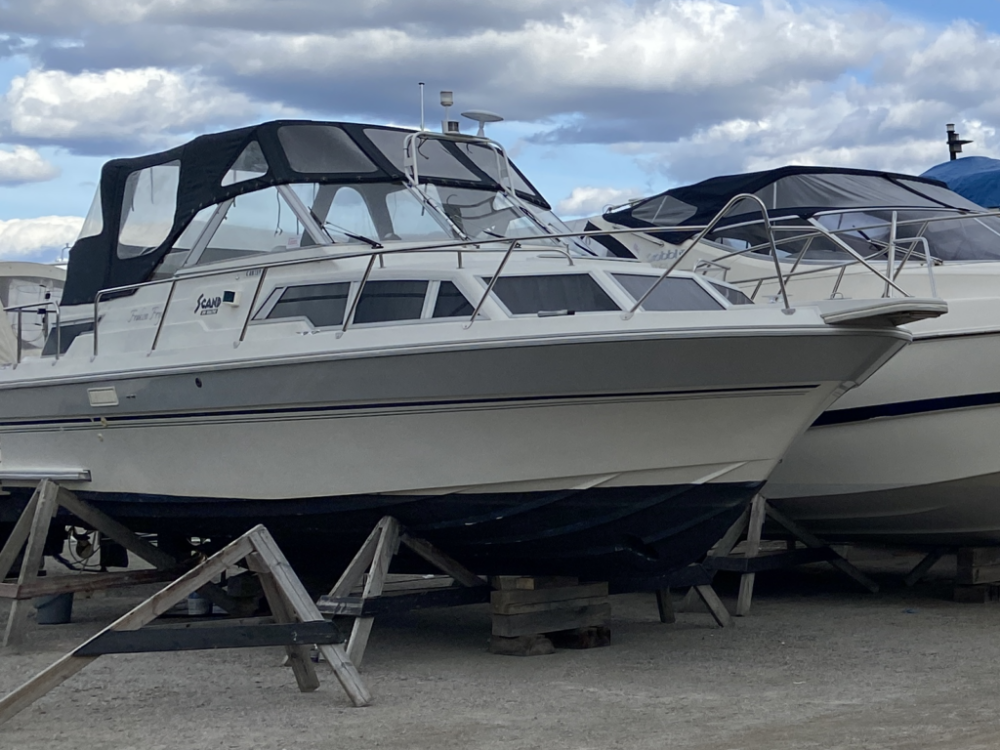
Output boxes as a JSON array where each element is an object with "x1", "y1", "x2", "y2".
[
  {"x1": 3, "y1": 299, "x2": 61, "y2": 364},
  {"x1": 628, "y1": 193, "x2": 791, "y2": 314},
  {"x1": 466, "y1": 239, "x2": 519, "y2": 329}
]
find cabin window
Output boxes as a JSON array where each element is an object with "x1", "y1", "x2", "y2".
[
  {"x1": 194, "y1": 188, "x2": 304, "y2": 265},
  {"x1": 487, "y1": 274, "x2": 619, "y2": 315},
  {"x1": 433, "y1": 281, "x2": 474, "y2": 318},
  {"x1": 266, "y1": 283, "x2": 350, "y2": 328},
  {"x1": 278, "y1": 126, "x2": 377, "y2": 174},
  {"x1": 42, "y1": 320, "x2": 94, "y2": 357},
  {"x1": 117, "y1": 160, "x2": 181, "y2": 259},
  {"x1": 221, "y1": 140, "x2": 268, "y2": 185},
  {"x1": 613, "y1": 274, "x2": 723, "y2": 311},
  {"x1": 353, "y1": 280, "x2": 429, "y2": 324},
  {"x1": 708, "y1": 282, "x2": 753, "y2": 306}
]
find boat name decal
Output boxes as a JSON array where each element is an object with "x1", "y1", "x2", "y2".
[
  {"x1": 644, "y1": 247, "x2": 685, "y2": 263},
  {"x1": 128, "y1": 306, "x2": 163, "y2": 324},
  {"x1": 194, "y1": 293, "x2": 222, "y2": 316}
]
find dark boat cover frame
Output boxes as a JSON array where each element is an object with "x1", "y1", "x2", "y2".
[
  {"x1": 62, "y1": 120, "x2": 549, "y2": 306},
  {"x1": 603, "y1": 165, "x2": 977, "y2": 245}
]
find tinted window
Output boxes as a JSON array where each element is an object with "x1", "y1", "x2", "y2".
[
  {"x1": 433, "y1": 281, "x2": 474, "y2": 318},
  {"x1": 353, "y1": 280, "x2": 428, "y2": 324},
  {"x1": 267, "y1": 283, "x2": 350, "y2": 327},
  {"x1": 489, "y1": 274, "x2": 619, "y2": 315},
  {"x1": 709, "y1": 282, "x2": 753, "y2": 306},
  {"x1": 614, "y1": 274, "x2": 723, "y2": 311},
  {"x1": 222, "y1": 140, "x2": 268, "y2": 185},
  {"x1": 278, "y1": 126, "x2": 377, "y2": 174}
]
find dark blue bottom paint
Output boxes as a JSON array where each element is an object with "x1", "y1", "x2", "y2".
[{"x1": 1, "y1": 483, "x2": 758, "y2": 587}]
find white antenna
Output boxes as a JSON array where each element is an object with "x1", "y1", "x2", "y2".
[
  {"x1": 440, "y1": 91, "x2": 459, "y2": 135},
  {"x1": 462, "y1": 110, "x2": 504, "y2": 138},
  {"x1": 419, "y1": 82, "x2": 425, "y2": 131}
]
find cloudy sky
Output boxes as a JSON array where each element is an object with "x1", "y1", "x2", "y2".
[{"x1": 1, "y1": 0, "x2": 1000, "y2": 262}]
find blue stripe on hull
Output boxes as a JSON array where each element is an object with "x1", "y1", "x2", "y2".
[{"x1": 1, "y1": 483, "x2": 758, "y2": 585}]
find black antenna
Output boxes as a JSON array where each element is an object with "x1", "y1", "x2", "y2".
[{"x1": 947, "y1": 123, "x2": 973, "y2": 161}]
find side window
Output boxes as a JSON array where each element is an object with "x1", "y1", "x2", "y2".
[
  {"x1": 118, "y1": 160, "x2": 181, "y2": 258},
  {"x1": 353, "y1": 280, "x2": 428, "y2": 324},
  {"x1": 613, "y1": 274, "x2": 723, "y2": 311},
  {"x1": 151, "y1": 205, "x2": 217, "y2": 280},
  {"x1": 266, "y1": 283, "x2": 350, "y2": 328},
  {"x1": 709, "y1": 282, "x2": 753, "y2": 306},
  {"x1": 488, "y1": 274, "x2": 619, "y2": 315},
  {"x1": 221, "y1": 140, "x2": 268, "y2": 185},
  {"x1": 433, "y1": 281, "x2": 474, "y2": 318}
]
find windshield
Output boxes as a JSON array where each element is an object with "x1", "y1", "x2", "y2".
[{"x1": 421, "y1": 185, "x2": 560, "y2": 245}]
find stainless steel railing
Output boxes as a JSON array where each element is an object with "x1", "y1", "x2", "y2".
[{"x1": 2, "y1": 300, "x2": 61, "y2": 365}]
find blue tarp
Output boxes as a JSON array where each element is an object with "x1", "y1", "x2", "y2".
[{"x1": 921, "y1": 156, "x2": 1000, "y2": 208}]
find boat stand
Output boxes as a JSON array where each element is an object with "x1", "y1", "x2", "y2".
[
  {"x1": 677, "y1": 495, "x2": 879, "y2": 616},
  {"x1": 0, "y1": 523, "x2": 370, "y2": 726},
  {"x1": 0, "y1": 479, "x2": 250, "y2": 648},
  {"x1": 316, "y1": 516, "x2": 491, "y2": 667}
]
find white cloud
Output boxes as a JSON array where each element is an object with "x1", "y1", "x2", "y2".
[
  {"x1": 2, "y1": 68, "x2": 291, "y2": 146},
  {"x1": 557, "y1": 186, "x2": 643, "y2": 217},
  {"x1": 0, "y1": 216, "x2": 83, "y2": 259},
  {"x1": 0, "y1": 145, "x2": 59, "y2": 184}
]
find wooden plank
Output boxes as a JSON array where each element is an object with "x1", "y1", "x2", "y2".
[
  {"x1": 490, "y1": 582, "x2": 608, "y2": 609},
  {"x1": 736, "y1": 495, "x2": 766, "y2": 617},
  {"x1": 247, "y1": 552, "x2": 320, "y2": 694},
  {"x1": 399, "y1": 533, "x2": 485, "y2": 588},
  {"x1": 76, "y1": 622, "x2": 342, "y2": 656},
  {"x1": 957, "y1": 547, "x2": 1000, "y2": 584},
  {"x1": 655, "y1": 589, "x2": 676, "y2": 624},
  {"x1": 705, "y1": 547, "x2": 838, "y2": 573},
  {"x1": 247, "y1": 529, "x2": 371, "y2": 707},
  {"x1": 694, "y1": 585, "x2": 732, "y2": 628},
  {"x1": 0, "y1": 490, "x2": 40, "y2": 581},
  {"x1": 904, "y1": 547, "x2": 949, "y2": 587},
  {"x1": 492, "y1": 575, "x2": 579, "y2": 591},
  {"x1": 0, "y1": 532, "x2": 255, "y2": 726},
  {"x1": 4, "y1": 480, "x2": 57, "y2": 647},
  {"x1": 347, "y1": 518, "x2": 399, "y2": 667},
  {"x1": 765, "y1": 504, "x2": 879, "y2": 594},
  {"x1": 708, "y1": 505, "x2": 751, "y2": 558},
  {"x1": 318, "y1": 586, "x2": 491, "y2": 617},
  {"x1": 1, "y1": 568, "x2": 183, "y2": 600},
  {"x1": 491, "y1": 595, "x2": 607, "y2": 617},
  {"x1": 492, "y1": 602, "x2": 611, "y2": 637}
]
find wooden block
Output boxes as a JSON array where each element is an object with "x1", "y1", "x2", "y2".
[
  {"x1": 492, "y1": 576, "x2": 579, "y2": 591},
  {"x1": 491, "y1": 594, "x2": 607, "y2": 616},
  {"x1": 957, "y1": 548, "x2": 1000, "y2": 585},
  {"x1": 491, "y1": 582, "x2": 608, "y2": 610},
  {"x1": 548, "y1": 626, "x2": 611, "y2": 650},
  {"x1": 954, "y1": 583, "x2": 1000, "y2": 603},
  {"x1": 489, "y1": 634, "x2": 555, "y2": 656},
  {"x1": 492, "y1": 602, "x2": 611, "y2": 637}
]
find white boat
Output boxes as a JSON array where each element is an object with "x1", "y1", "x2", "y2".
[
  {"x1": 0, "y1": 130, "x2": 941, "y2": 581},
  {"x1": 590, "y1": 165, "x2": 1000, "y2": 545},
  {"x1": 0, "y1": 261, "x2": 65, "y2": 365}
]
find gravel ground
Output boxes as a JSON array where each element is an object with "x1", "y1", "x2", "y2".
[{"x1": 2, "y1": 549, "x2": 999, "y2": 750}]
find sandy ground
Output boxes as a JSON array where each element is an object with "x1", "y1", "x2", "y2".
[{"x1": 2, "y1": 550, "x2": 1000, "y2": 750}]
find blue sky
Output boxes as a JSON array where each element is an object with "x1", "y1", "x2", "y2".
[{"x1": 3, "y1": 0, "x2": 1000, "y2": 260}]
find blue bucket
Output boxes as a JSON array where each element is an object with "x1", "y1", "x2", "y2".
[{"x1": 33, "y1": 592, "x2": 74, "y2": 625}]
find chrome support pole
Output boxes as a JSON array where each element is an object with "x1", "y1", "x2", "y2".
[{"x1": 466, "y1": 240, "x2": 518, "y2": 329}]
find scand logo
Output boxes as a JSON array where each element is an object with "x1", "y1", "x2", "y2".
[{"x1": 194, "y1": 293, "x2": 222, "y2": 316}]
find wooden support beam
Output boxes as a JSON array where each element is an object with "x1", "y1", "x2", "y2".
[
  {"x1": 247, "y1": 551, "x2": 321, "y2": 694},
  {"x1": 346, "y1": 517, "x2": 399, "y2": 667},
  {"x1": 694, "y1": 585, "x2": 732, "y2": 628},
  {"x1": 655, "y1": 589, "x2": 675, "y2": 624},
  {"x1": 677, "y1": 505, "x2": 750, "y2": 614},
  {"x1": 76, "y1": 622, "x2": 342, "y2": 656},
  {"x1": 736, "y1": 494, "x2": 766, "y2": 617},
  {"x1": 3, "y1": 480, "x2": 58, "y2": 648},
  {"x1": 399, "y1": 533, "x2": 486, "y2": 588},
  {"x1": 0, "y1": 491, "x2": 40, "y2": 582},
  {"x1": 247, "y1": 529, "x2": 371, "y2": 707},
  {"x1": 0, "y1": 568, "x2": 182, "y2": 600},
  {"x1": 904, "y1": 548, "x2": 950, "y2": 588},
  {"x1": 765, "y1": 504, "x2": 879, "y2": 594},
  {"x1": 0, "y1": 525, "x2": 371, "y2": 727}
]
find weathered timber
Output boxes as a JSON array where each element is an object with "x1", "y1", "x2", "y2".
[
  {"x1": 318, "y1": 586, "x2": 491, "y2": 617},
  {"x1": 490, "y1": 582, "x2": 608, "y2": 611},
  {"x1": 957, "y1": 547, "x2": 1000, "y2": 585},
  {"x1": 655, "y1": 589, "x2": 676, "y2": 624},
  {"x1": 0, "y1": 568, "x2": 184, "y2": 600},
  {"x1": 76, "y1": 622, "x2": 343, "y2": 656},
  {"x1": 492, "y1": 575, "x2": 579, "y2": 591},
  {"x1": 492, "y1": 602, "x2": 611, "y2": 638}
]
